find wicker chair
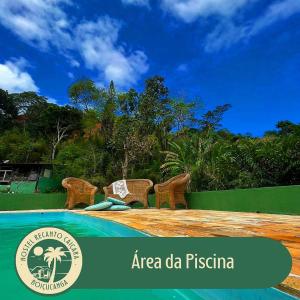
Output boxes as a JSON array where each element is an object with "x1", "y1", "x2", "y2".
[
  {"x1": 62, "y1": 177, "x2": 98, "y2": 210},
  {"x1": 154, "y1": 173, "x2": 190, "y2": 209},
  {"x1": 103, "y1": 179, "x2": 153, "y2": 208}
]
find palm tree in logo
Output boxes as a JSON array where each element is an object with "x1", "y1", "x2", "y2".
[{"x1": 44, "y1": 247, "x2": 66, "y2": 283}]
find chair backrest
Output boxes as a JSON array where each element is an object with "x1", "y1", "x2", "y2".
[
  {"x1": 165, "y1": 173, "x2": 190, "y2": 186},
  {"x1": 62, "y1": 177, "x2": 92, "y2": 190},
  {"x1": 126, "y1": 179, "x2": 153, "y2": 193},
  {"x1": 106, "y1": 179, "x2": 153, "y2": 194}
]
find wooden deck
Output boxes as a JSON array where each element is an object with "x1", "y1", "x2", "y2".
[{"x1": 78, "y1": 208, "x2": 300, "y2": 297}]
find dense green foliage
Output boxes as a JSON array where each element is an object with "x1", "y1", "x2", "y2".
[{"x1": 0, "y1": 76, "x2": 299, "y2": 191}]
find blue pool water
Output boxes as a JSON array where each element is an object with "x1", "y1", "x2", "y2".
[{"x1": 0, "y1": 212, "x2": 296, "y2": 300}]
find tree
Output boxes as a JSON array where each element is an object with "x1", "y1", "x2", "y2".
[
  {"x1": 138, "y1": 76, "x2": 173, "y2": 149},
  {"x1": 0, "y1": 89, "x2": 17, "y2": 129},
  {"x1": 160, "y1": 134, "x2": 237, "y2": 191},
  {"x1": 170, "y1": 98, "x2": 197, "y2": 131},
  {"x1": 160, "y1": 137, "x2": 214, "y2": 191},
  {"x1": 51, "y1": 120, "x2": 70, "y2": 160},
  {"x1": 276, "y1": 121, "x2": 300, "y2": 136},
  {"x1": 138, "y1": 76, "x2": 171, "y2": 132},
  {"x1": 0, "y1": 129, "x2": 48, "y2": 163},
  {"x1": 68, "y1": 79, "x2": 101, "y2": 111},
  {"x1": 121, "y1": 133, "x2": 155, "y2": 179},
  {"x1": 82, "y1": 109, "x2": 101, "y2": 139},
  {"x1": 161, "y1": 141, "x2": 192, "y2": 175},
  {"x1": 111, "y1": 116, "x2": 155, "y2": 178},
  {"x1": 54, "y1": 140, "x2": 108, "y2": 187},
  {"x1": 101, "y1": 81, "x2": 117, "y2": 143},
  {"x1": 118, "y1": 88, "x2": 139, "y2": 116},
  {"x1": 2, "y1": 75, "x2": 300, "y2": 192},
  {"x1": 199, "y1": 104, "x2": 231, "y2": 132},
  {"x1": 10, "y1": 91, "x2": 47, "y2": 115},
  {"x1": 29, "y1": 104, "x2": 82, "y2": 160},
  {"x1": 44, "y1": 247, "x2": 66, "y2": 283}
]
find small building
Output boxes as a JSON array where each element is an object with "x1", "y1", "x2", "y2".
[
  {"x1": 0, "y1": 163, "x2": 58, "y2": 193},
  {"x1": 31, "y1": 266, "x2": 51, "y2": 280}
]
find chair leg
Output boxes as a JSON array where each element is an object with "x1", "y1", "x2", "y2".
[
  {"x1": 68, "y1": 201, "x2": 73, "y2": 210},
  {"x1": 156, "y1": 194, "x2": 160, "y2": 209},
  {"x1": 169, "y1": 193, "x2": 176, "y2": 210},
  {"x1": 89, "y1": 195, "x2": 95, "y2": 206},
  {"x1": 144, "y1": 199, "x2": 149, "y2": 208},
  {"x1": 65, "y1": 194, "x2": 69, "y2": 208},
  {"x1": 67, "y1": 195, "x2": 73, "y2": 210}
]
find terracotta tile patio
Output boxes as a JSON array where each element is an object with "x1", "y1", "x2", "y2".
[{"x1": 78, "y1": 208, "x2": 300, "y2": 298}]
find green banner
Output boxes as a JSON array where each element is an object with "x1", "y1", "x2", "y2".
[{"x1": 74, "y1": 237, "x2": 291, "y2": 289}]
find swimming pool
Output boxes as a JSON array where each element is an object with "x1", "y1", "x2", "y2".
[{"x1": 0, "y1": 212, "x2": 296, "y2": 300}]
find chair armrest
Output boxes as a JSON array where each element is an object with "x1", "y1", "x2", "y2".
[
  {"x1": 87, "y1": 185, "x2": 98, "y2": 194},
  {"x1": 145, "y1": 181, "x2": 153, "y2": 193},
  {"x1": 103, "y1": 186, "x2": 109, "y2": 196},
  {"x1": 62, "y1": 180, "x2": 71, "y2": 190}
]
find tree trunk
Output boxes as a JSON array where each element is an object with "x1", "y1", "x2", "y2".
[
  {"x1": 91, "y1": 144, "x2": 96, "y2": 174},
  {"x1": 51, "y1": 144, "x2": 56, "y2": 161},
  {"x1": 122, "y1": 149, "x2": 128, "y2": 179},
  {"x1": 50, "y1": 120, "x2": 69, "y2": 162},
  {"x1": 49, "y1": 259, "x2": 56, "y2": 283}
]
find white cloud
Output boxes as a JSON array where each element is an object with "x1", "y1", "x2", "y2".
[
  {"x1": 46, "y1": 97, "x2": 58, "y2": 104},
  {"x1": 0, "y1": 58, "x2": 38, "y2": 93},
  {"x1": 0, "y1": 0, "x2": 73, "y2": 51},
  {"x1": 204, "y1": 0, "x2": 300, "y2": 52},
  {"x1": 161, "y1": 0, "x2": 252, "y2": 23},
  {"x1": 69, "y1": 59, "x2": 80, "y2": 68},
  {"x1": 250, "y1": 0, "x2": 300, "y2": 35},
  {"x1": 0, "y1": 1, "x2": 148, "y2": 88},
  {"x1": 121, "y1": 0, "x2": 150, "y2": 7},
  {"x1": 75, "y1": 16, "x2": 148, "y2": 87},
  {"x1": 160, "y1": 0, "x2": 300, "y2": 52},
  {"x1": 204, "y1": 21, "x2": 248, "y2": 52},
  {"x1": 67, "y1": 72, "x2": 74, "y2": 79},
  {"x1": 177, "y1": 64, "x2": 188, "y2": 72}
]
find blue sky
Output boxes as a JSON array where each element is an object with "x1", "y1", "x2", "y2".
[{"x1": 0, "y1": 0, "x2": 300, "y2": 136}]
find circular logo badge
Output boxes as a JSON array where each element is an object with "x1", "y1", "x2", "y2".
[{"x1": 15, "y1": 227, "x2": 82, "y2": 295}]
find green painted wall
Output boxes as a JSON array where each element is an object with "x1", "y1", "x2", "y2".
[
  {"x1": 0, "y1": 193, "x2": 66, "y2": 210},
  {"x1": 187, "y1": 185, "x2": 300, "y2": 215},
  {"x1": 0, "y1": 185, "x2": 299, "y2": 215},
  {"x1": 0, "y1": 193, "x2": 106, "y2": 211}
]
